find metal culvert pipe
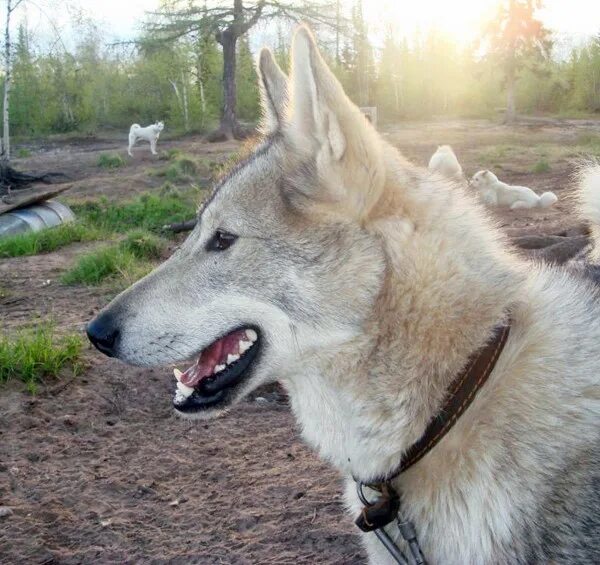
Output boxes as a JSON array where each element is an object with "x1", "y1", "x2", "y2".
[{"x1": 0, "y1": 200, "x2": 75, "y2": 239}]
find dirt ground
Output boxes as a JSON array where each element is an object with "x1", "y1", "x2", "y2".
[{"x1": 1, "y1": 118, "x2": 599, "y2": 564}]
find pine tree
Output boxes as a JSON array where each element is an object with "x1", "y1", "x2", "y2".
[
  {"x1": 481, "y1": 0, "x2": 551, "y2": 122},
  {"x1": 147, "y1": 0, "x2": 336, "y2": 140}
]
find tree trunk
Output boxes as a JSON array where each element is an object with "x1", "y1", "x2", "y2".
[
  {"x1": 209, "y1": 0, "x2": 264, "y2": 142},
  {"x1": 219, "y1": 29, "x2": 237, "y2": 140},
  {"x1": 181, "y1": 71, "x2": 189, "y2": 132},
  {"x1": 195, "y1": 53, "x2": 207, "y2": 125},
  {"x1": 505, "y1": 55, "x2": 517, "y2": 123},
  {"x1": 168, "y1": 78, "x2": 189, "y2": 131},
  {"x1": 1, "y1": 0, "x2": 12, "y2": 164},
  {"x1": 506, "y1": 76, "x2": 516, "y2": 123}
]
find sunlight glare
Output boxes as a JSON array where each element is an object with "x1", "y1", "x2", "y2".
[{"x1": 368, "y1": 0, "x2": 499, "y2": 44}]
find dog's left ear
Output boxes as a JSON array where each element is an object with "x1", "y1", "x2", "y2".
[
  {"x1": 284, "y1": 26, "x2": 384, "y2": 219},
  {"x1": 257, "y1": 48, "x2": 288, "y2": 134}
]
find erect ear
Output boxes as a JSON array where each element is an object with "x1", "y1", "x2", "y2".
[
  {"x1": 257, "y1": 48, "x2": 288, "y2": 134},
  {"x1": 284, "y1": 26, "x2": 384, "y2": 219}
]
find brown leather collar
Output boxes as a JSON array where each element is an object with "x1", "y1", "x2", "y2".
[
  {"x1": 354, "y1": 319, "x2": 511, "y2": 555},
  {"x1": 372, "y1": 319, "x2": 511, "y2": 485}
]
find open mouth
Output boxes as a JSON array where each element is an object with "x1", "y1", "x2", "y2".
[{"x1": 172, "y1": 327, "x2": 260, "y2": 413}]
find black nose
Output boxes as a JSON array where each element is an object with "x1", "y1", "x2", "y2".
[{"x1": 86, "y1": 313, "x2": 120, "y2": 357}]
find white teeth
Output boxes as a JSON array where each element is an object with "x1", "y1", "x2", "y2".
[
  {"x1": 245, "y1": 329, "x2": 258, "y2": 342},
  {"x1": 176, "y1": 380, "x2": 194, "y2": 398},
  {"x1": 239, "y1": 340, "x2": 252, "y2": 353},
  {"x1": 227, "y1": 354, "x2": 240, "y2": 364},
  {"x1": 214, "y1": 364, "x2": 226, "y2": 373},
  {"x1": 173, "y1": 369, "x2": 194, "y2": 399}
]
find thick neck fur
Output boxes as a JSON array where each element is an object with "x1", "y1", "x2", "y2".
[
  {"x1": 284, "y1": 142, "x2": 526, "y2": 481},
  {"x1": 282, "y1": 143, "x2": 600, "y2": 563}
]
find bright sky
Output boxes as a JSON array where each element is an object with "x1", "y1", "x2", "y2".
[
  {"x1": 8, "y1": 0, "x2": 600, "y2": 48},
  {"x1": 368, "y1": 0, "x2": 600, "y2": 41}
]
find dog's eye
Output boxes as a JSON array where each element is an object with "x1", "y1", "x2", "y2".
[{"x1": 207, "y1": 230, "x2": 238, "y2": 251}]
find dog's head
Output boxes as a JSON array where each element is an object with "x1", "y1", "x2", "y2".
[
  {"x1": 155, "y1": 121, "x2": 165, "y2": 132},
  {"x1": 87, "y1": 27, "x2": 386, "y2": 418},
  {"x1": 470, "y1": 169, "x2": 496, "y2": 188}
]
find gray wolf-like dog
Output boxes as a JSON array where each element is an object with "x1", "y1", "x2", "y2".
[
  {"x1": 88, "y1": 27, "x2": 599, "y2": 564},
  {"x1": 128, "y1": 121, "x2": 164, "y2": 156}
]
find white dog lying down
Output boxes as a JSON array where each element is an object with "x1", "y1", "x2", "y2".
[
  {"x1": 428, "y1": 145, "x2": 463, "y2": 180},
  {"x1": 470, "y1": 169, "x2": 558, "y2": 209},
  {"x1": 128, "y1": 121, "x2": 164, "y2": 157}
]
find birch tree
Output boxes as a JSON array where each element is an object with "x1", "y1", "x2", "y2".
[{"x1": 1, "y1": 0, "x2": 24, "y2": 163}]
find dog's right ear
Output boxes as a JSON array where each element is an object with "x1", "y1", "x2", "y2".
[
  {"x1": 257, "y1": 48, "x2": 288, "y2": 134},
  {"x1": 281, "y1": 26, "x2": 384, "y2": 221}
]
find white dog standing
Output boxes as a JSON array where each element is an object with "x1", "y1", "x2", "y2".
[
  {"x1": 128, "y1": 121, "x2": 164, "y2": 157},
  {"x1": 428, "y1": 145, "x2": 464, "y2": 181},
  {"x1": 471, "y1": 169, "x2": 558, "y2": 209}
]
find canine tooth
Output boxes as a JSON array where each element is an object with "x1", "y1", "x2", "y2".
[
  {"x1": 173, "y1": 368, "x2": 183, "y2": 382},
  {"x1": 246, "y1": 329, "x2": 258, "y2": 342},
  {"x1": 176, "y1": 380, "x2": 194, "y2": 398},
  {"x1": 227, "y1": 354, "x2": 240, "y2": 364},
  {"x1": 214, "y1": 364, "x2": 226, "y2": 373},
  {"x1": 239, "y1": 340, "x2": 252, "y2": 353}
]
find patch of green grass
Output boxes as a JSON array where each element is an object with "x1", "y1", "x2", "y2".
[
  {"x1": 575, "y1": 133, "x2": 600, "y2": 156},
  {"x1": 72, "y1": 193, "x2": 194, "y2": 234},
  {"x1": 531, "y1": 158, "x2": 551, "y2": 173},
  {"x1": 476, "y1": 144, "x2": 519, "y2": 165},
  {"x1": 61, "y1": 230, "x2": 163, "y2": 286},
  {"x1": 159, "y1": 148, "x2": 182, "y2": 161},
  {"x1": 576, "y1": 132, "x2": 600, "y2": 146},
  {"x1": 0, "y1": 222, "x2": 103, "y2": 258},
  {"x1": 154, "y1": 154, "x2": 199, "y2": 183},
  {"x1": 174, "y1": 156, "x2": 197, "y2": 176},
  {"x1": 120, "y1": 230, "x2": 167, "y2": 260},
  {"x1": 17, "y1": 148, "x2": 32, "y2": 158},
  {"x1": 0, "y1": 323, "x2": 83, "y2": 392},
  {"x1": 97, "y1": 152, "x2": 125, "y2": 169},
  {"x1": 163, "y1": 164, "x2": 182, "y2": 182},
  {"x1": 61, "y1": 245, "x2": 153, "y2": 286},
  {"x1": 159, "y1": 181, "x2": 181, "y2": 197}
]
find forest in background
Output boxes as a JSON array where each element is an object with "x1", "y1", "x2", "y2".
[{"x1": 2, "y1": 0, "x2": 600, "y2": 140}]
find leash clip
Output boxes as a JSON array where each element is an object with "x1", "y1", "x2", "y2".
[
  {"x1": 397, "y1": 517, "x2": 426, "y2": 565},
  {"x1": 355, "y1": 482, "x2": 400, "y2": 532}
]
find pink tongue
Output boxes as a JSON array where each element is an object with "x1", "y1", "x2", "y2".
[{"x1": 180, "y1": 330, "x2": 248, "y2": 387}]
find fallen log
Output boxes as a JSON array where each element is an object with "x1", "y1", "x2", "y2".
[
  {"x1": 512, "y1": 234, "x2": 589, "y2": 265},
  {"x1": 512, "y1": 234, "x2": 576, "y2": 250},
  {"x1": 531, "y1": 236, "x2": 589, "y2": 265},
  {"x1": 162, "y1": 218, "x2": 197, "y2": 233}
]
